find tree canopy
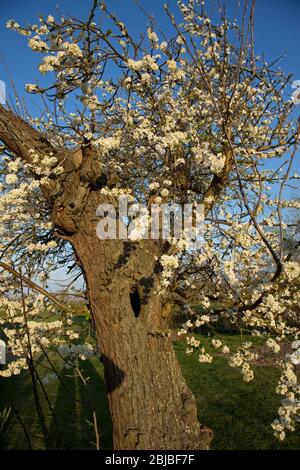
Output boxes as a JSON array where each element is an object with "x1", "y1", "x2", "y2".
[{"x1": 0, "y1": 0, "x2": 299, "y2": 446}]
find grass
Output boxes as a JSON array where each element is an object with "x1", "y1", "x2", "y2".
[
  {"x1": 0, "y1": 333, "x2": 299, "y2": 450},
  {"x1": 174, "y1": 335, "x2": 299, "y2": 450}
]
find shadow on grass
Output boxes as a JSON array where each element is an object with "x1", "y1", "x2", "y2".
[
  {"x1": 78, "y1": 358, "x2": 113, "y2": 449},
  {"x1": 0, "y1": 355, "x2": 113, "y2": 450},
  {"x1": 0, "y1": 372, "x2": 39, "y2": 449},
  {"x1": 48, "y1": 357, "x2": 113, "y2": 450}
]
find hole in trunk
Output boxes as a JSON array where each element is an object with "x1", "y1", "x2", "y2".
[{"x1": 130, "y1": 287, "x2": 141, "y2": 318}]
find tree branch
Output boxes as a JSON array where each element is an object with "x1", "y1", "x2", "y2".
[
  {"x1": 0, "y1": 260, "x2": 84, "y2": 313},
  {"x1": 0, "y1": 104, "x2": 52, "y2": 164}
]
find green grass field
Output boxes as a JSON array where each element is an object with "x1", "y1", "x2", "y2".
[{"x1": 0, "y1": 333, "x2": 299, "y2": 450}]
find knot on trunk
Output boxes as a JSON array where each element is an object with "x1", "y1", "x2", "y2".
[{"x1": 53, "y1": 204, "x2": 78, "y2": 235}]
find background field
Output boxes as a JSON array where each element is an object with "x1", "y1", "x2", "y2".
[{"x1": 0, "y1": 332, "x2": 299, "y2": 450}]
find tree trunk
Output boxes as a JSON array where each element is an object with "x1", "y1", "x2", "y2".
[
  {"x1": 94, "y1": 299, "x2": 210, "y2": 450},
  {"x1": 70, "y1": 198, "x2": 212, "y2": 450}
]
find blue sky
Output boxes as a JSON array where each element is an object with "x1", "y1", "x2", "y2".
[{"x1": 0, "y1": 0, "x2": 300, "y2": 102}]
